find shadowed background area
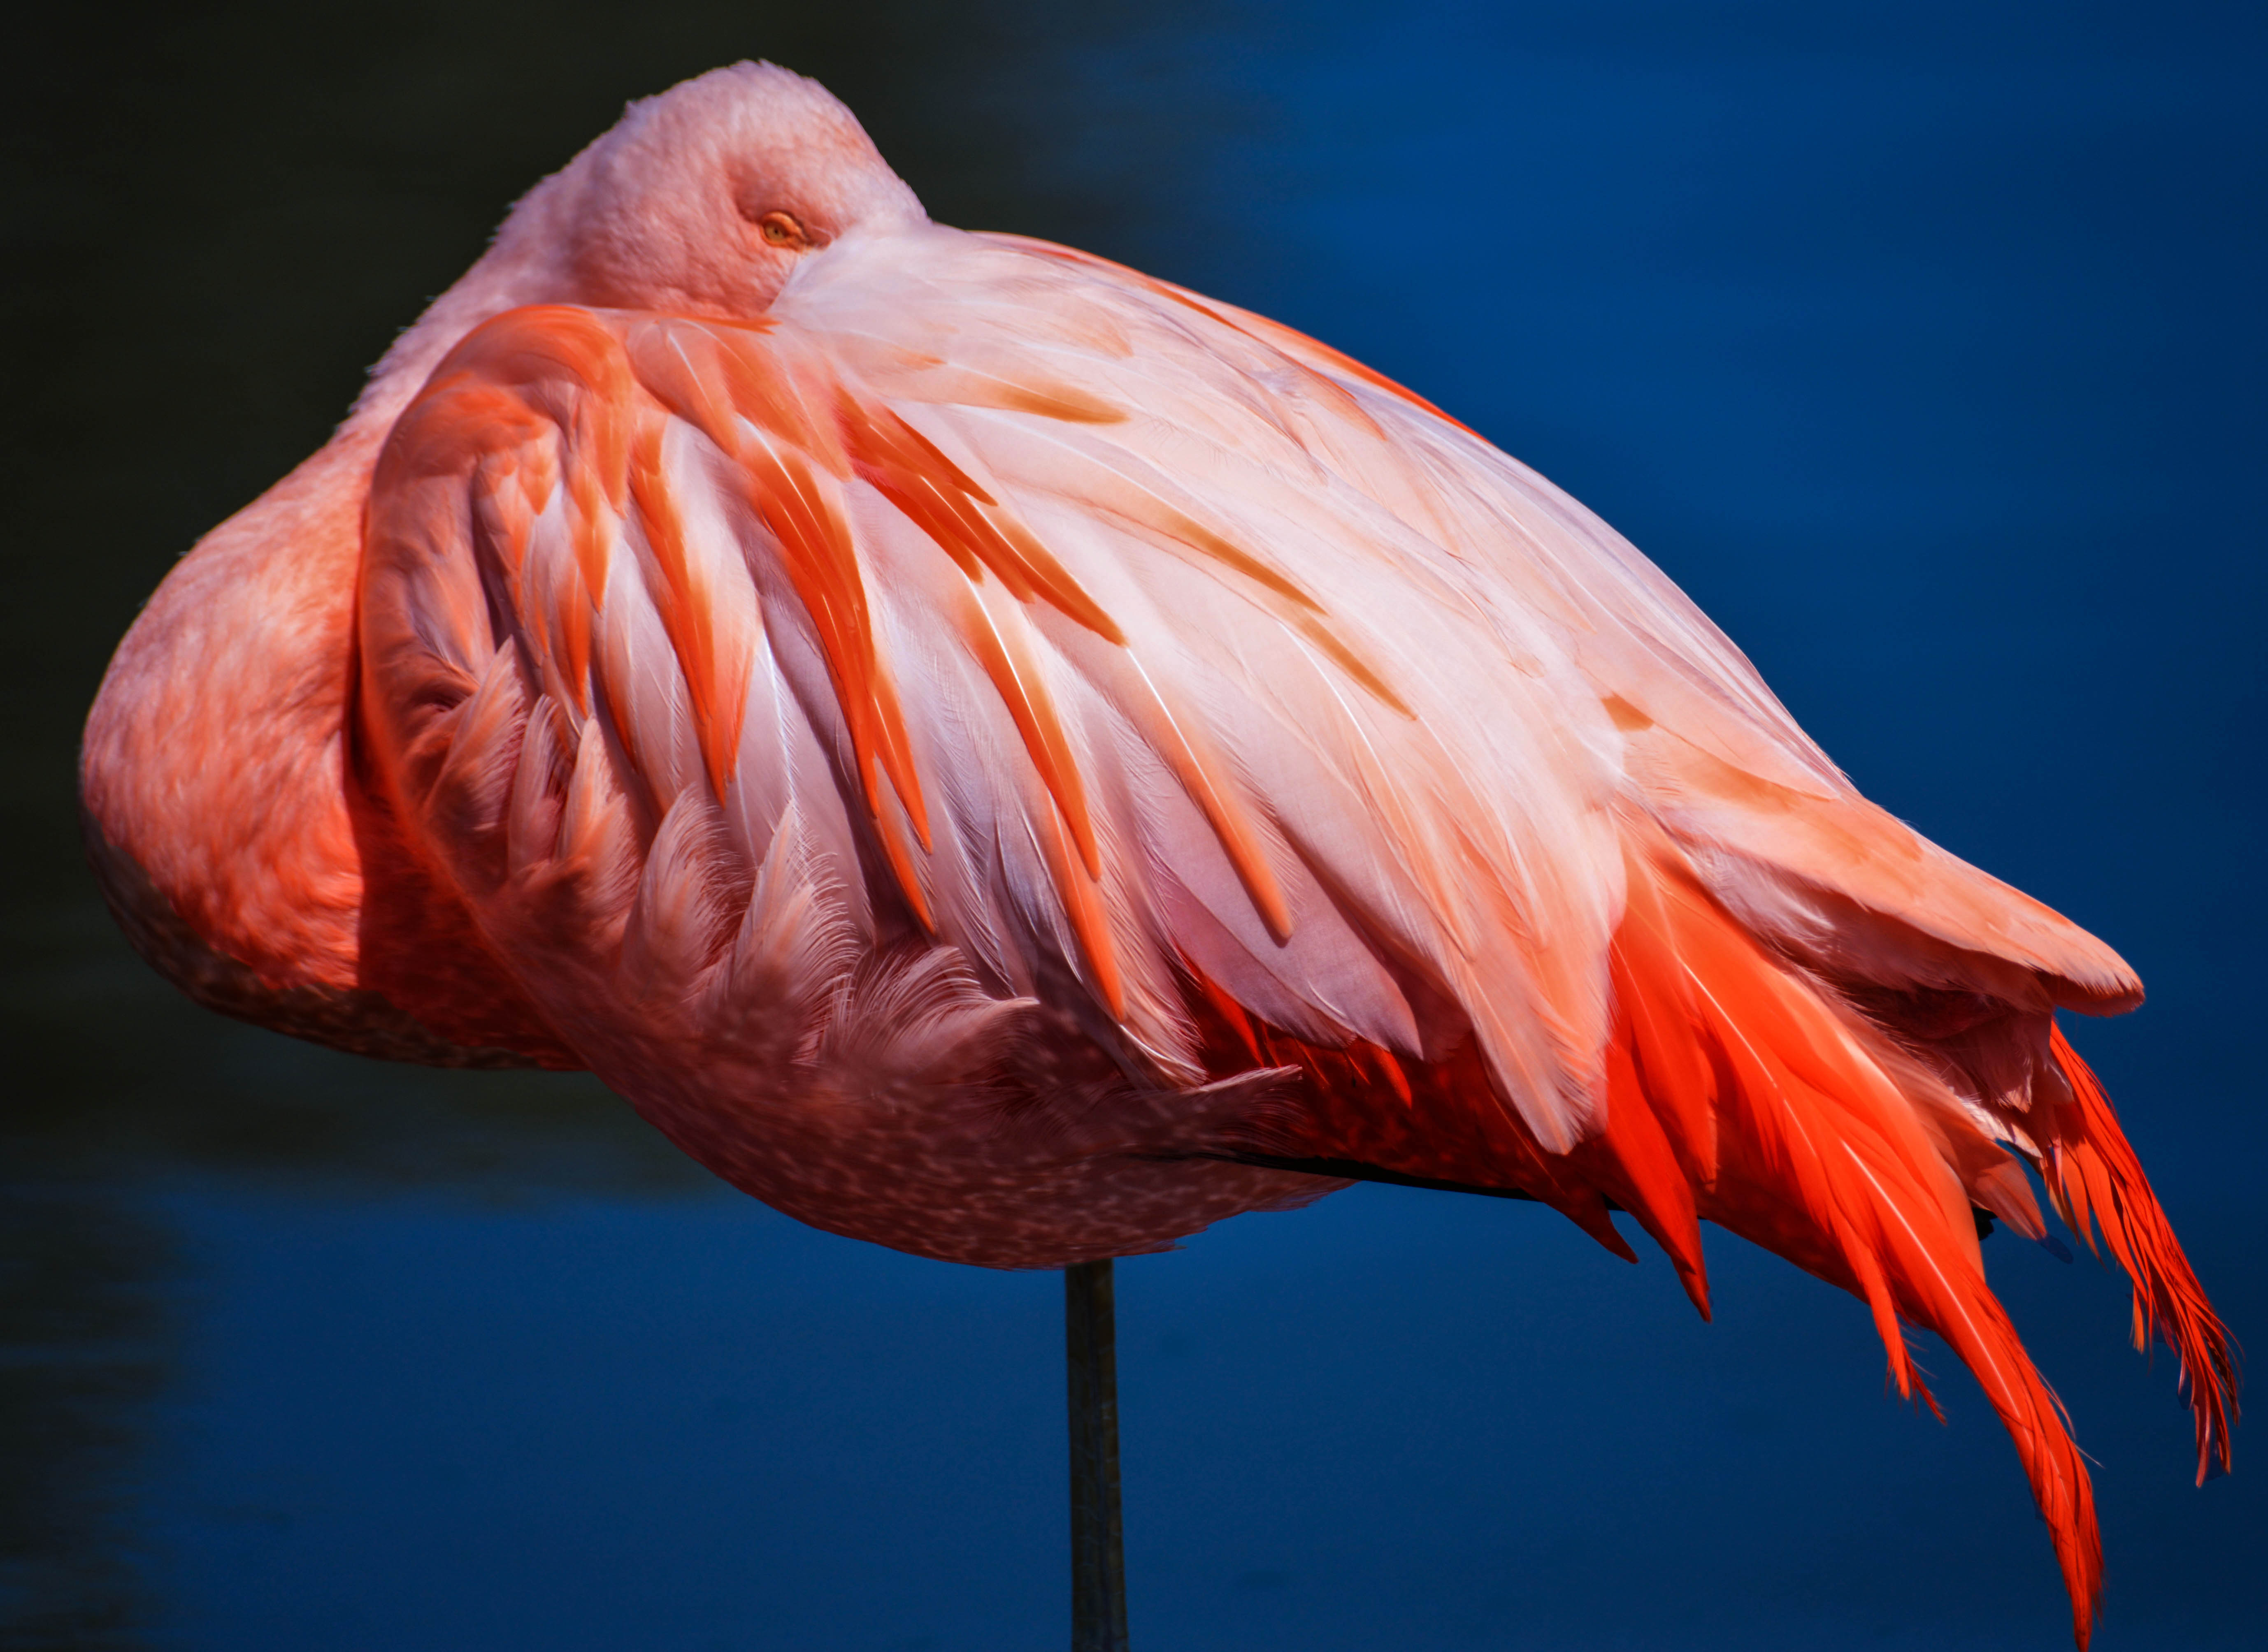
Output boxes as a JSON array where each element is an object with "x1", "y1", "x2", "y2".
[{"x1": 3, "y1": 1, "x2": 2261, "y2": 1647}]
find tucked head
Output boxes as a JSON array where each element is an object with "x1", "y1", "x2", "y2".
[
  {"x1": 353, "y1": 64, "x2": 927, "y2": 439},
  {"x1": 510, "y1": 62, "x2": 927, "y2": 318}
]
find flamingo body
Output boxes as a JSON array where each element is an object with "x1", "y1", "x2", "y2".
[{"x1": 80, "y1": 63, "x2": 2231, "y2": 1644}]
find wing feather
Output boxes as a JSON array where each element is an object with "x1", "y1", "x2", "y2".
[
  {"x1": 362, "y1": 229, "x2": 2143, "y2": 1151},
  {"x1": 350, "y1": 223, "x2": 2225, "y2": 1647}
]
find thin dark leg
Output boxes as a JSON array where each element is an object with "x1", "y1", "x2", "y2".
[{"x1": 1066, "y1": 1258, "x2": 1129, "y2": 1652}]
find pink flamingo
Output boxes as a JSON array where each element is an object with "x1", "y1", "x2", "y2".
[{"x1": 80, "y1": 63, "x2": 2232, "y2": 1648}]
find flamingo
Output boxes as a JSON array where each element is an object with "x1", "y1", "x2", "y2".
[{"x1": 78, "y1": 62, "x2": 2233, "y2": 1647}]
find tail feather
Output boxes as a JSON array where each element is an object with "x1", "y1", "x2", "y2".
[
  {"x1": 1191, "y1": 836, "x2": 2230, "y2": 1649},
  {"x1": 2043, "y1": 1028, "x2": 2238, "y2": 1484},
  {"x1": 1596, "y1": 847, "x2": 2105, "y2": 1643}
]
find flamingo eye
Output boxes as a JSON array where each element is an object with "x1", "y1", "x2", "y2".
[{"x1": 757, "y1": 211, "x2": 810, "y2": 249}]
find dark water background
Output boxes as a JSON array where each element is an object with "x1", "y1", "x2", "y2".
[{"x1": 5, "y1": 2, "x2": 2262, "y2": 1647}]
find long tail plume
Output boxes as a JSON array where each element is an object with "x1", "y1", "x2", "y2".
[
  {"x1": 1585, "y1": 846, "x2": 2106, "y2": 1644},
  {"x1": 2042, "y1": 1027, "x2": 2238, "y2": 1485},
  {"x1": 1193, "y1": 835, "x2": 2234, "y2": 1649}
]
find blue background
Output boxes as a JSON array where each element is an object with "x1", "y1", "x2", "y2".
[{"x1": 4, "y1": 2, "x2": 2261, "y2": 1647}]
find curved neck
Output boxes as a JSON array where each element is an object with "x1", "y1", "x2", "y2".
[
  {"x1": 81, "y1": 407, "x2": 573, "y2": 1066},
  {"x1": 83, "y1": 425, "x2": 382, "y2": 994},
  {"x1": 76, "y1": 162, "x2": 603, "y2": 1064}
]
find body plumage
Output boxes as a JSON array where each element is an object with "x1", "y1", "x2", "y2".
[{"x1": 80, "y1": 64, "x2": 2232, "y2": 1645}]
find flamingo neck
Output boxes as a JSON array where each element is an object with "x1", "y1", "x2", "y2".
[
  {"x1": 81, "y1": 408, "x2": 572, "y2": 1067},
  {"x1": 83, "y1": 420, "x2": 381, "y2": 994}
]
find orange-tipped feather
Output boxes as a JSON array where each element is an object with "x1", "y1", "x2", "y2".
[
  {"x1": 1213, "y1": 840, "x2": 2122, "y2": 1644},
  {"x1": 2045, "y1": 1027, "x2": 2238, "y2": 1484},
  {"x1": 1603, "y1": 849, "x2": 2110, "y2": 1643},
  {"x1": 91, "y1": 67, "x2": 2232, "y2": 1652}
]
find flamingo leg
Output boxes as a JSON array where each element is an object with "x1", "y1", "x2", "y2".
[{"x1": 1065, "y1": 1259, "x2": 1129, "y2": 1651}]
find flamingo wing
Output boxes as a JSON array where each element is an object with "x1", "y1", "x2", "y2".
[{"x1": 354, "y1": 225, "x2": 2230, "y2": 1645}]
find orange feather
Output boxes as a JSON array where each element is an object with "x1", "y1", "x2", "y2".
[{"x1": 80, "y1": 63, "x2": 2234, "y2": 1649}]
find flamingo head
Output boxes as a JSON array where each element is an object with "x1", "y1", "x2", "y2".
[
  {"x1": 81, "y1": 64, "x2": 932, "y2": 1070},
  {"x1": 537, "y1": 61, "x2": 926, "y2": 318}
]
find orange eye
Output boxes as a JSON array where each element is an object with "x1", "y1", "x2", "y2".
[{"x1": 756, "y1": 211, "x2": 809, "y2": 249}]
